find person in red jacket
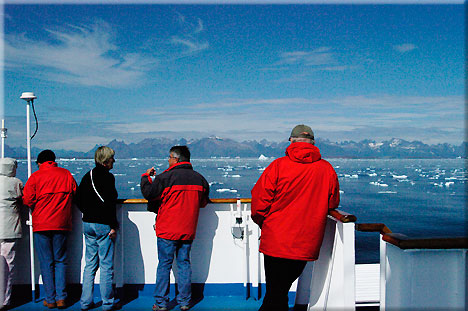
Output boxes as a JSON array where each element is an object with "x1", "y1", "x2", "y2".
[
  {"x1": 22, "y1": 150, "x2": 77, "y2": 309},
  {"x1": 140, "y1": 146, "x2": 209, "y2": 311},
  {"x1": 251, "y1": 125, "x2": 340, "y2": 311}
]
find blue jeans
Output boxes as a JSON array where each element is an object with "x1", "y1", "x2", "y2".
[
  {"x1": 155, "y1": 238, "x2": 192, "y2": 307},
  {"x1": 34, "y1": 231, "x2": 68, "y2": 304},
  {"x1": 80, "y1": 222, "x2": 115, "y2": 311}
]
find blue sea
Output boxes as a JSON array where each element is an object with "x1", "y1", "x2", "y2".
[{"x1": 16, "y1": 157, "x2": 467, "y2": 263}]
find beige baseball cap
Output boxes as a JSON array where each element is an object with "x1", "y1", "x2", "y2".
[{"x1": 290, "y1": 124, "x2": 314, "y2": 140}]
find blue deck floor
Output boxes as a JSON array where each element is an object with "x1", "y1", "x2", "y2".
[
  {"x1": 6, "y1": 285, "x2": 280, "y2": 311},
  {"x1": 6, "y1": 287, "x2": 377, "y2": 310},
  {"x1": 8, "y1": 296, "x2": 267, "y2": 311}
]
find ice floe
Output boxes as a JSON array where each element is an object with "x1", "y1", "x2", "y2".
[{"x1": 216, "y1": 188, "x2": 238, "y2": 193}]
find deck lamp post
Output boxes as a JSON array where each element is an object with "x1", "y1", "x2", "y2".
[
  {"x1": 20, "y1": 91, "x2": 37, "y2": 301},
  {"x1": 1, "y1": 119, "x2": 6, "y2": 158}
]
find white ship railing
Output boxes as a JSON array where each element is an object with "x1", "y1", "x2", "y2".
[
  {"x1": 357, "y1": 223, "x2": 468, "y2": 311},
  {"x1": 15, "y1": 199, "x2": 466, "y2": 310},
  {"x1": 295, "y1": 209, "x2": 356, "y2": 310},
  {"x1": 13, "y1": 199, "x2": 358, "y2": 309}
]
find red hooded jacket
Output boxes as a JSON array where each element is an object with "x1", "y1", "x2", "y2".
[
  {"x1": 140, "y1": 162, "x2": 210, "y2": 241},
  {"x1": 251, "y1": 142, "x2": 340, "y2": 261},
  {"x1": 23, "y1": 161, "x2": 77, "y2": 232}
]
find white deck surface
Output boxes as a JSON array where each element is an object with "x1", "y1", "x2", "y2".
[{"x1": 356, "y1": 263, "x2": 380, "y2": 304}]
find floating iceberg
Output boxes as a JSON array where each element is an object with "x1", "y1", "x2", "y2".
[
  {"x1": 258, "y1": 154, "x2": 268, "y2": 161},
  {"x1": 216, "y1": 188, "x2": 238, "y2": 193}
]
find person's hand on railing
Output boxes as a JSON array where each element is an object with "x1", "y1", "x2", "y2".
[{"x1": 108, "y1": 228, "x2": 117, "y2": 240}]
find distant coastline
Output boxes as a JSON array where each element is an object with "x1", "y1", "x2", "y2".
[{"x1": 5, "y1": 136, "x2": 467, "y2": 159}]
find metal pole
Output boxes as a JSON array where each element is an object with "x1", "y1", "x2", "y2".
[
  {"x1": 26, "y1": 101, "x2": 36, "y2": 301},
  {"x1": 1, "y1": 119, "x2": 6, "y2": 158},
  {"x1": 27, "y1": 102, "x2": 32, "y2": 177}
]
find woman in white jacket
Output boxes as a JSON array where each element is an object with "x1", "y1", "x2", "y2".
[{"x1": 0, "y1": 158, "x2": 23, "y2": 310}]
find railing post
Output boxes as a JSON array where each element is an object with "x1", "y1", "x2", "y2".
[
  {"x1": 250, "y1": 222, "x2": 261, "y2": 300},
  {"x1": 298, "y1": 213, "x2": 356, "y2": 310},
  {"x1": 116, "y1": 203, "x2": 125, "y2": 288},
  {"x1": 381, "y1": 234, "x2": 468, "y2": 310},
  {"x1": 379, "y1": 235, "x2": 387, "y2": 311}
]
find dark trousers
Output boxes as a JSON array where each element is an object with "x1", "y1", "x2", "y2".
[{"x1": 259, "y1": 255, "x2": 307, "y2": 311}]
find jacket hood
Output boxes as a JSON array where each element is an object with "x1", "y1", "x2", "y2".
[
  {"x1": 285, "y1": 142, "x2": 321, "y2": 163},
  {"x1": 39, "y1": 161, "x2": 58, "y2": 169},
  {"x1": 164, "y1": 162, "x2": 192, "y2": 173},
  {"x1": 0, "y1": 157, "x2": 18, "y2": 177}
]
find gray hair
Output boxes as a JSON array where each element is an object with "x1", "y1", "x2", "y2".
[
  {"x1": 95, "y1": 146, "x2": 115, "y2": 166},
  {"x1": 290, "y1": 137, "x2": 315, "y2": 145},
  {"x1": 170, "y1": 145, "x2": 190, "y2": 162}
]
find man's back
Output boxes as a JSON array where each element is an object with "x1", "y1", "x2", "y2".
[
  {"x1": 251, "y1": 142, "x2": 340, "y2": 261},
  {"x1": 141, "y1": 162, "x2": 209, "y2": 241},
  {"x1": 23, "y1": 161, "x2": 77, "y2": 232}
]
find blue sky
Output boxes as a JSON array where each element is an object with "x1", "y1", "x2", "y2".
[{"x1": 2, "y1": 3, "x2": 465, "y2": 151}]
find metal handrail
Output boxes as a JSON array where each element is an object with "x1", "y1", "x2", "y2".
[
  {"x1": 356, "y1": 223, "x2": 467, "y2": 250},
  {"x1": 382, "y1": 234, "x2": 468, "y2": 249},
  {"x1": 329, "y1": 209, "x2": 357, "y2": 223},
  {"x1": 117, "y1": 198, "x2": 356, "y2": 223},
  {"x1": 356, "y1": 223, "x2": 392, "y2": 234}
]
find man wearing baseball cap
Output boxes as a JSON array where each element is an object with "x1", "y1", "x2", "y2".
[
  {"x1": 251, "y1": 125, "x2": 340, "y2": 311},
  {"x1": 23, "y1": 150, "x2": 77, "y2": 309}
]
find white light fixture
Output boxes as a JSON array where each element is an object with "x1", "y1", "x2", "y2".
[{"x1": 20, "y1": 92, "x2": 37, "y2": 102}]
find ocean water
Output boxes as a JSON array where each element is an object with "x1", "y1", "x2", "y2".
[{"x1": 16, "y1": 157, "x2": 467, "y2": 263}]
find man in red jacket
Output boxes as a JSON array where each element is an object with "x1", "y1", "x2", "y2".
[
  {"x1": 22, "y1": 150, "x2": 77, "y2": 309},
  {"x1": 141, "y1": 146, "x2": 209, "y2": 311},
  {"x1": 251, "y1": 125, "x2": 340, "y2": 311}
]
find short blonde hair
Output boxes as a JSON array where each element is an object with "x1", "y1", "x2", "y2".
[{"x1": 95, "y1": 146, "x2": 115, "y2": 166}]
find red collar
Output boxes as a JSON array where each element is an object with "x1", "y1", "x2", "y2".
[
  {"x1": 39, "y1": 161, "x2": 58, "y2": 169},
  {"x1": 163, "y1": 161, "x2": 192, "y2": 173}
]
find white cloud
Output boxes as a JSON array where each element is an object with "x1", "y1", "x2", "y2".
[
  {"x1": 321, "y1": 65, "x2": 356, "y2": 72},
  {"x1": 193, "y1": 97, "x2": 320, "y2": 109},
  {"x1": 334, "y1": 95, "x2": 462, "y2": 110},
  {"x1": 394, "y1": 43, "x2": 417, "y2": 53},
  {"x1": 5, "y1": 20, "x2": 158, "y2": 88},
  {"x1": 46, "y1": 136, "x2": 111, "y2": 152},
  {"x1": 170, "y1": 37, "x2": 209, "y2": 54},
  {"x1": 170, "y1": 14, "x2": 208, "y2": 55},
  {"x1": 277, "y1": 47, "x2": 334, "y2": 66},
  {"x1": 268, "y1": 47, "x2": 355, "y2": 73}
]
